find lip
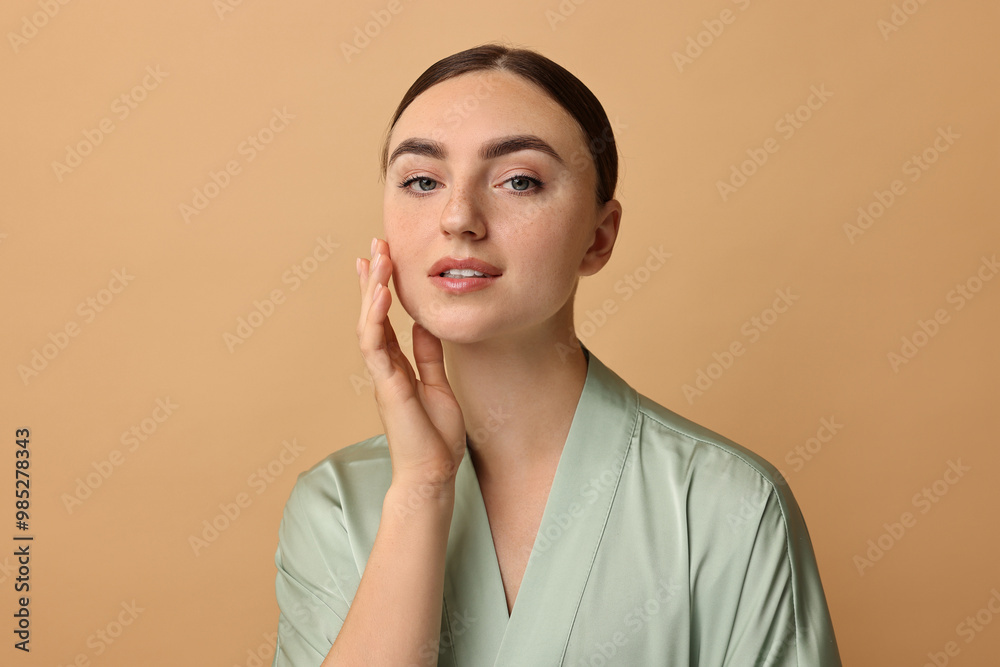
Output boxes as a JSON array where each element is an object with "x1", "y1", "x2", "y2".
[
  {"x1": 428, "y1": 257, "x2": 503, "y2": 277},
  {"x1": 430, "y1": 274, "x2": 498, "y2": 294},
  {"x1": 428, "y1": 256, "x2": 502, "y2": 295}
]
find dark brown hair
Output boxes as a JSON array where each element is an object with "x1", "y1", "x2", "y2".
[{"x1": 379, "y1": 42, "x2": 619, "y2": 206}]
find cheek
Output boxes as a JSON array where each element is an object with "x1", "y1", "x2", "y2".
[
  {"x1": 515, "y1": 239, "x2": 580, "y2": 297},
  {"x1": 389, "y1": 260, "x2": 423, "y2": 322},
  {"x1": 382, "y1": 210, "x2": 414, "y2": 260},
  {"x1": 382, "y1": 191, "x2": 412, "y2": 236},
  {"x1": 387, "y1": 250, "x2": 417, "y2": 294},
  {"x1": 383, "y1": 196, "x2": 435, "y2": 245},
  {"x1": 517, "y1": 205, "x2": 590, "y2": 274}
]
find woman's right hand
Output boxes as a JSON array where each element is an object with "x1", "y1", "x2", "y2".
[{"x1": 356, "y1": 237, "x2": 467, "y2": 489}]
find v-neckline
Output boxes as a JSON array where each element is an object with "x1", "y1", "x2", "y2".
[
  {"x1": 440, "y1": 346, "x2": 639, "y2": 665},
  {"x1": 468, "y1": 441, "x2": 563, "y2": 619}
]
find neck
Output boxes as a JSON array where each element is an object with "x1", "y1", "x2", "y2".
[{"x1": 442, "y1": 326, "x2": 589, "y2": 486}]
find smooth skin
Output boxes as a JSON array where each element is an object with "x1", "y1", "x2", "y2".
[{"x1": 325, "y1": 70, "x2": 621, "y2": 665}]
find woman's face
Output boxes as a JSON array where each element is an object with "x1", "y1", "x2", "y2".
[{"x1": 382, "y1": 69, "x2": 620, "y2": 346}]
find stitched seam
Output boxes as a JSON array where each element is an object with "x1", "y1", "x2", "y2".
[{"x1": 557, "y1": 385, "x2": 641, "y2": 664}]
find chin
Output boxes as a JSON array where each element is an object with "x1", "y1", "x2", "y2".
[
  {"x1": 403, "y1": 300, "x2": 507, "y2": 346},
  {"x1": 415, "y1": 312, "x2": 501, "y2": 346}
]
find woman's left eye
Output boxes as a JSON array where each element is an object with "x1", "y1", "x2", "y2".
[{"x1": 501, "y1": 174, "x2": 544, "y2": 195}]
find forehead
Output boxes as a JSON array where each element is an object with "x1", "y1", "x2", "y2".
[{"x1": 388, "y1": 70, "x2": 588, "y2": 158}]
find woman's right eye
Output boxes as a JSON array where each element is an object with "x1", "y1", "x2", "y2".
[{"x1": 398, "y1": 176, "x2": 439, "y2": 195}]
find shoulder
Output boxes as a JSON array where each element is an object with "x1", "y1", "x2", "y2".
[
  {"x1": 626, "y1": 387, "x2": 809, "y2": 544},
  {"x1": 624, "y1": 396, "x2": 843, "y2": 664},
  {"x1": 282, "y1": 434, "x2": 392, "y2": 519},
  {"x1": 633, "y1": 390, "x2": 787, "y2": 494},
  {"x1": 300, "y1": 433, "x2": 390, "y2": 477},
  {"x1": 626, "y1": 389, "x2": 819, "y2": 574}
]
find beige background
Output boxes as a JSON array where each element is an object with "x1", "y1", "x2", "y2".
[{"x1": 2, "y1": 0, "x2": 998, "y2": 665}]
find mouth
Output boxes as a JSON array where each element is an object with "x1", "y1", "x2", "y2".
[
  {"x1": 428, "y1": 257, "x2": 503, "y2": 278},
  {"x1": 428, "y1": 257, "x2": 501, "y2": 294},
  {"x1": 438, "y1": 268, "x2": 493, "y2": 278}
]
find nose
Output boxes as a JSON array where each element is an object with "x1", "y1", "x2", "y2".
[{"x1": 439, "y1": 182, "x2": 487, "y2": 239}]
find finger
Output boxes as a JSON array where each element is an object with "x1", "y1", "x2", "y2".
[
  {"x1": 356, "y1": 256, "x2": 376, "y2": 333},
  {"x1": 360, "y1": 251, "x2": 383, "y2": 326},
  {"x1": 381, "y1": 304, "x2": 417, "y2": 388},
  {"x1": 412, "y1": 321, "x2": 450, "y2": 391},
  {"x1": 357, "y1": 257, "x2": 368, "y2": 322},
  {"x1": 358, "y1": 241, "x2": 390, "y2": 363},
  {"x1": 374, "y1": 247, "x2": 418, "y2": 388},
  {"x1": 359, "y1": 279, "x2": 394, "y2": 379},
  {"x1": 360, "y1": 243, "x2": 414, "y2": 385},
  {"x1": 380, "y1": 300, "x2": 415, "y2": 385},
  {"x1": 357, "y1": 240, "x2": 388, "y2": 339}
]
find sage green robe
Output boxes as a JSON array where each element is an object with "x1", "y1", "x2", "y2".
[{"x1": 271, "y1": 345, "x2": 842, "y2": 665}]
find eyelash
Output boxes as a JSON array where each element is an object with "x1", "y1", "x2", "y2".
[{"x1": 396, "y1": 173, "x2": 545, "y2": 198}]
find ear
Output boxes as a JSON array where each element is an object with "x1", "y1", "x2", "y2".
[{"x1": 579, "y1": 199, "x2": 622, "y2": 277}]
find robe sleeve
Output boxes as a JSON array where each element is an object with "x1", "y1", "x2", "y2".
[
  {"x1": 272, "y1": 476, "x2": 355, "y2": 667},
  {"x1": 720, "y1": 483, "x2": 842, "y2": 667}
]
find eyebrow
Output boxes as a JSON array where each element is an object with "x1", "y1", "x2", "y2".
[{"x1": 387, "y1": 134, "x2": 565, "y2": 170}]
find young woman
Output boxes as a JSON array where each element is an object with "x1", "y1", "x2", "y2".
[{"x1": 271, "y1": 43, "x2": 842, "y2": 666}]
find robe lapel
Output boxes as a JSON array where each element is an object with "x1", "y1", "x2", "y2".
[
  {"x1": 442, "y1": 346, "x2": 639, "y2": 666},
  {"x1": 441, "y1": 446, "x2": 510, "y2": 664}
]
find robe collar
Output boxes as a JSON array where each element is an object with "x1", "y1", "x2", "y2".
[{"x1": 442, "y1": 344, "x2": 639, "y2": 666}]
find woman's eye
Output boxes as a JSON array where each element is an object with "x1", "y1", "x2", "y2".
[
  {"x1": 502, "y1": 174, "x2": 543, "y2": 194},
  {"x1": 398, "y1": 174, "x2": 543, "y2": 197},
  {"x1": 399, "y1": 176, "x2": 438, "y2": 193}
]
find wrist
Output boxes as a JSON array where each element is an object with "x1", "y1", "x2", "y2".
[
  {"x1": 384, "y1": 478, "x2": 456, "y2": 520},
  {"x1": 392, "y1": 458, "x2": 460, "y2": 490},
  {"x1": 388, "y1": 469, "x2": 457, "y2": 497}
]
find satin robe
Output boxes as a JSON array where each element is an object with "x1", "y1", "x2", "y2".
[{"x1": 271, "y1": 346, "x2": 842, "y2": 666}]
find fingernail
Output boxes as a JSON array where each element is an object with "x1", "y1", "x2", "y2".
[
  {"x1": 370, "y1": 237, "x2": 377, "y2": 257},
  {"x1": 355, "y1": 257, "x2": 362, "y2": 276},
  {"x1": 372, "y1": 253, "x2": 381, "y2": 270}
]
